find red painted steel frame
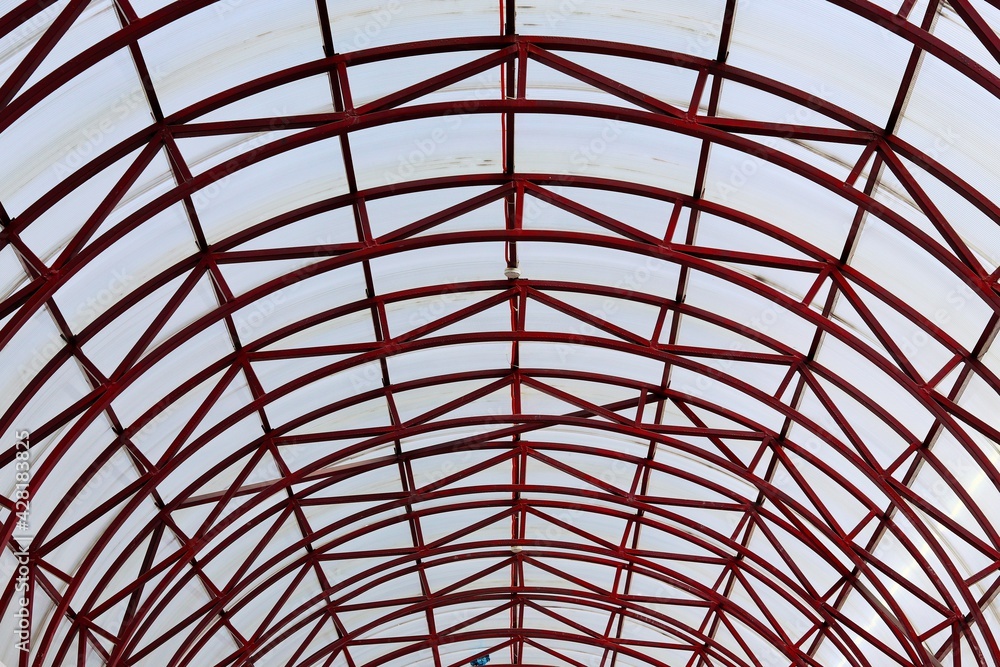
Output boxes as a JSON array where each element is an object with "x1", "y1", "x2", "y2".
[{"x1": 1, "y1": 1, "x2": 1000, "y2": 667}]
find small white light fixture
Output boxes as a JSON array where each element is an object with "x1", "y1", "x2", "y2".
[
  {"x1": 504, "y1": 265, "x2": 521, "y2": 280},
  {"x1": 510, "y1": 545, "x2": 522, "y2": 553}
]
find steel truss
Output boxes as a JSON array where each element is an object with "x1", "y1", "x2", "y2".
[{"x1": 1, "y1": 1, "x2": 1000, "y2": 666}]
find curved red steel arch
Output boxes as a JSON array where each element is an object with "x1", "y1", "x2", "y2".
[{"x1": 2, "y1": 1, "x2": 1000, "y2": 667}]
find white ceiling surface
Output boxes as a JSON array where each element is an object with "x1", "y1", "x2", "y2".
[{"x1": 0, "y1": 1, "x2": 998, "y2": 666}]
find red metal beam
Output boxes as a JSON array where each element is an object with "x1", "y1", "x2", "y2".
[{"x1": 3, "y1": 6, "x2": 1000, "y2": 667}]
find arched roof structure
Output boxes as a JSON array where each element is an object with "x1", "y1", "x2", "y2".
[{"x1": 1, "y1": 0, "x2": 1000, "y2": 666}]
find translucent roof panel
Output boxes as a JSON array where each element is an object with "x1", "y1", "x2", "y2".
[{"x1": 1, "y1": 1, "x2": 1000, "y2": 667}]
